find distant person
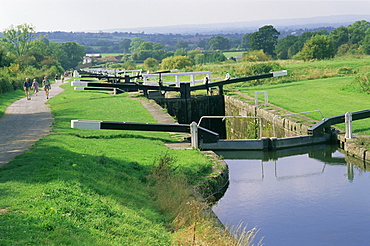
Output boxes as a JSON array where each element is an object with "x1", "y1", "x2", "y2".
[
  {"x1": 42, "y1": 76, "x2": 51, "y2": 99},
  {"x1": 55, "y1": 74, "x2": 59, "y2": 81},
  {"x1": 61, "y1": 75, "x2": 65, "y2": 83},
  {"x1": 23, "y1": 78, "x2": 32, "y2": 100},
  {"x1": 32, "y1": 79, "x2": 39, "y2": 96}
]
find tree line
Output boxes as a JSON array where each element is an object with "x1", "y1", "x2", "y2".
[
  {"x1": 0, "y1": 24, "x2": 86, "y2": 93},
  {"x1": 104, "y1": 20, "x2": 370, "y2": 70},
  {"x1": 1, "y1": 20, "x2": 370, "y2": 93}
]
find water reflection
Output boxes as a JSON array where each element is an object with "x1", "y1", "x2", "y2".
[{"x1": 213, "y1": 145, "x2": 370, "y2": 246}]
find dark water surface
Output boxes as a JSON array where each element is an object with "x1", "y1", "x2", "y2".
[{"x1": 213, "y1": 146, "x2": 370, "y2": 246}]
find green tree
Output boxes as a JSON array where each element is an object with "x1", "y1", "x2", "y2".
[
  {"x1": 58, "y1": 42, "x2": 85, "y2": 69},
  {"x1": 143, "y1": 57, "x2": 159, "y2": 69},
  {"x1": 347, "y1": 20, "x2": 370, "y2": 44},
  {"x1": 129, "y1": 37, "x2": 146, "y2": 53},
  {"x1": 197, "y1": 40, "x2": 207, "y2": 49},
  {"x1": 208, "y1": 36, "x2": 230, "y2": 51},
  {"x1": 250, "y1": 25, "x2": 280, "y2": 56},
  {"x1": 174, "y1": 48, "x2": 187, "y2": 56},
  {"x1": 175, "y1": 40, "x2": 188, "y2": 50},
  {"x1": 137, "y1": 41, "x2": 153, "y2": 51},
  {"x1": 192, "y1": 51, "x2": 226, "y2": 64},
  {"x1": 330, "y1": 26, "x2": 349, "y2": 51},
  {"x1": 241, "y1": 33, "x2": 251, "y2": 50},
  {"x1": 275, "y1": 35, "x2": 298, "y2": 59},
  {"x1": 2, "y1": 23, "x2": 36, "y2": 57},
  {"x1": 300, "y1": 35, "x2": 335, "y2": 61},
  {"x1": 362, "y1": 34, "x2": 370, "y2": 55},
  {"x1": 0, "y1": 46, "x2": 14, "y2": 67},
  {"x1": 120, "y1": 38, "x2": 131, "y2": 53},
  {"x1": 229, "y1": 38, "x2": 241, "y2": 49},
  {"x1": 16, "y1": 50, "x2": 45, "y2": 68}
]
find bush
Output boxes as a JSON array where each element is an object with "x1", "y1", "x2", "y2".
[
  {"x1": 161, "y1": 56, "x2": 193, "y2": 70},
  {"x1": 0, "y1": 70, "x2": 14, "y2": 93},
  {"x1": 144, "y1": 58, "x2": 159, "y2": 69},
  {"x1": 354, "y1": 72, "x2": 370, "y2": 93},
  {"x1": 338, "y1": 67, "x2": 356, "y2": 75},
  {"x1": 242, "y1": 50, "x2": 271, "y2": 62},
  {"x1": 234, "y1": 62, "x2": 283, "y2": 77}
]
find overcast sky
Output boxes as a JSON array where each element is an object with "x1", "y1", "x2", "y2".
[{"x1": 1, "y1": 0, "x2": 370, "y2": 32}]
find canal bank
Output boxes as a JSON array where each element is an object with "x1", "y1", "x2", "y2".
[
  {"x1": 134, "y1": 95, "x2": 230, "y2": 202},
  {"x1": 224, "y1": 93, "x2": 370, "y2": 163},
  {"x1": 147, "y1": 90, "x2": 370, "y2": 164}
]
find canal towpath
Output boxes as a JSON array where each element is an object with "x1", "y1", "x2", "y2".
[
  {"x1": 0, "y1": 81, "x2": 64, "y2": 167},
  {"x1": 0, "y1": 81, "x2": 191, "y2": 167}
]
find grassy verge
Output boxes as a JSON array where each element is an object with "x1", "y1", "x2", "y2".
[{"x1": 0, "y1": 83, "x2": 258, "y2": 245}]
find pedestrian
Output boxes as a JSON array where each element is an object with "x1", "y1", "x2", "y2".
[
  {"x1": 55, "y1": 74, "x2": 59, "y2": 81},
  {"x1": 32, "y1": 79, "x2": 39, "y2": 96},
  {"x1": 42, "y1": 76, "x2": 51, "y2": 99},
  {"x1": 23, "y1": 78, "x2": 32, "y2": 100}
]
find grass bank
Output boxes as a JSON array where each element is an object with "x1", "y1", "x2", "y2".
[
  {"x1": 230, "y1": 75, "x2": 370, "y2": 135},
  {"x1": 0, "y1": 83, "x2": 254, "y2": 245}
]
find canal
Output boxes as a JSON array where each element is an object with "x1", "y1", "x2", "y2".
[{"x1": 212, "y1": 144, "x2": 370, "y2": 246}]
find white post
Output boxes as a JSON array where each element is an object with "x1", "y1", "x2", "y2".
[
  {"x1": 190, "y1": 121, "x2": 198, "y2": 149},
  {"x1": 176, "y1": 75, "x2": 180, "y2": 87},
  {"x1": 73, "y1": 70, "x2": 80, "y2": 78},
  {"x1": 190, "y1": 74, "x2": 195, "y2": 86},
  {"x1": 254, "y1": 91, "x2": 268, "y2": 108},
  {"x1": 345, "y1": 112, "x2": 353, "y2": 139}
]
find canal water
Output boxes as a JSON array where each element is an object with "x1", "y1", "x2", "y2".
[{"x1": 212, "y1": 145, "x2": 370, "y2": 246}]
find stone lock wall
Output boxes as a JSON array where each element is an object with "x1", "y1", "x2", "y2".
[{"x1": 224, "y1": 95, "x2": 311, "y2": 138}]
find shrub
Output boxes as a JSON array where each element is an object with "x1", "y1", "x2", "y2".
[
  {"x1": 354, "y1": 72, "x2": 370, "y2": 93},
  {"x1": 161, "y1": 56, "x2": 193, "y2": 70},
  {"x1": 338, "y1": 66, "x2": 356, "y2": 75},
  {"x1": 144, "y1": 57, "x2": 159, "y2": 69},
  {"x1": 242, "y1": 50, "x2": 271, "y2": 62},
  {"x1": 234, "y1": 62, "x2": 283, "y2": 77}
]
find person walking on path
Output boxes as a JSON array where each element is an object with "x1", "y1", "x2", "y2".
[
  {"x1": 32, "y1": 79, "x2": 39, "y2": 96},
  {"x1": 23, "y1": 78, "x2": 32, "y2": 100},
  {"x1": 42, "y1": 76, "x2": 51, "y2": 99},
  {"x1": 0, "y1": 78, "x2": 65, "y2": 167}
]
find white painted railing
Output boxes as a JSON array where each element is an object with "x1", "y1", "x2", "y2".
[{"x1": 142, "y1": 71, "x2": 212, "y2": 86}]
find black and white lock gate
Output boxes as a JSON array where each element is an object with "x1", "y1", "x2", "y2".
[{"x1": 71, "y1": 120, "x2": 219, "y2": 148}]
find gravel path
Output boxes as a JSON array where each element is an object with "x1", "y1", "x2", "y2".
[{"x1": 0, "y1": 81, "x2": 64, "y2": 167}]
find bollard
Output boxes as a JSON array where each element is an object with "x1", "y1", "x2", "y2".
[
  {"x1": 345, "y1": 112, "x2": 352, "y2": 139},
  {"x1": 190, "y1": 121, "x2": 198, "y2": 149}
]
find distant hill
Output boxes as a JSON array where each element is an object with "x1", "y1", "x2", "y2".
[{"x1": 100, "y1": 14, "x2": 370, "y2": 34}]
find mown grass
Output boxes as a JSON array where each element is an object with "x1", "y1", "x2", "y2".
[
  {"x1": 0, "y1": 83, "x2": 227, "y2": 245},
  {"x1": 233, "y1": 75, "x2": 370, "y2": 135}
]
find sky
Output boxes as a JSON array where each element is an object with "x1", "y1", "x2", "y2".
[{"x1": 1, "y1": 0, "x2": 370, "y2": 32}]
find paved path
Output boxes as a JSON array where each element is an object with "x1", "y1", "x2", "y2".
[
  {"x1": 0, "y1": 82, "x2": 192, "y2": 167},
  {"x1": 0, "y1": 81, "x2": 64, "y2": 167}
]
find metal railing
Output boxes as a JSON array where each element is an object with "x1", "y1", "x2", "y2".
[{"x1": 198, "y1": 115, "x2": 263, "y2": 139}]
